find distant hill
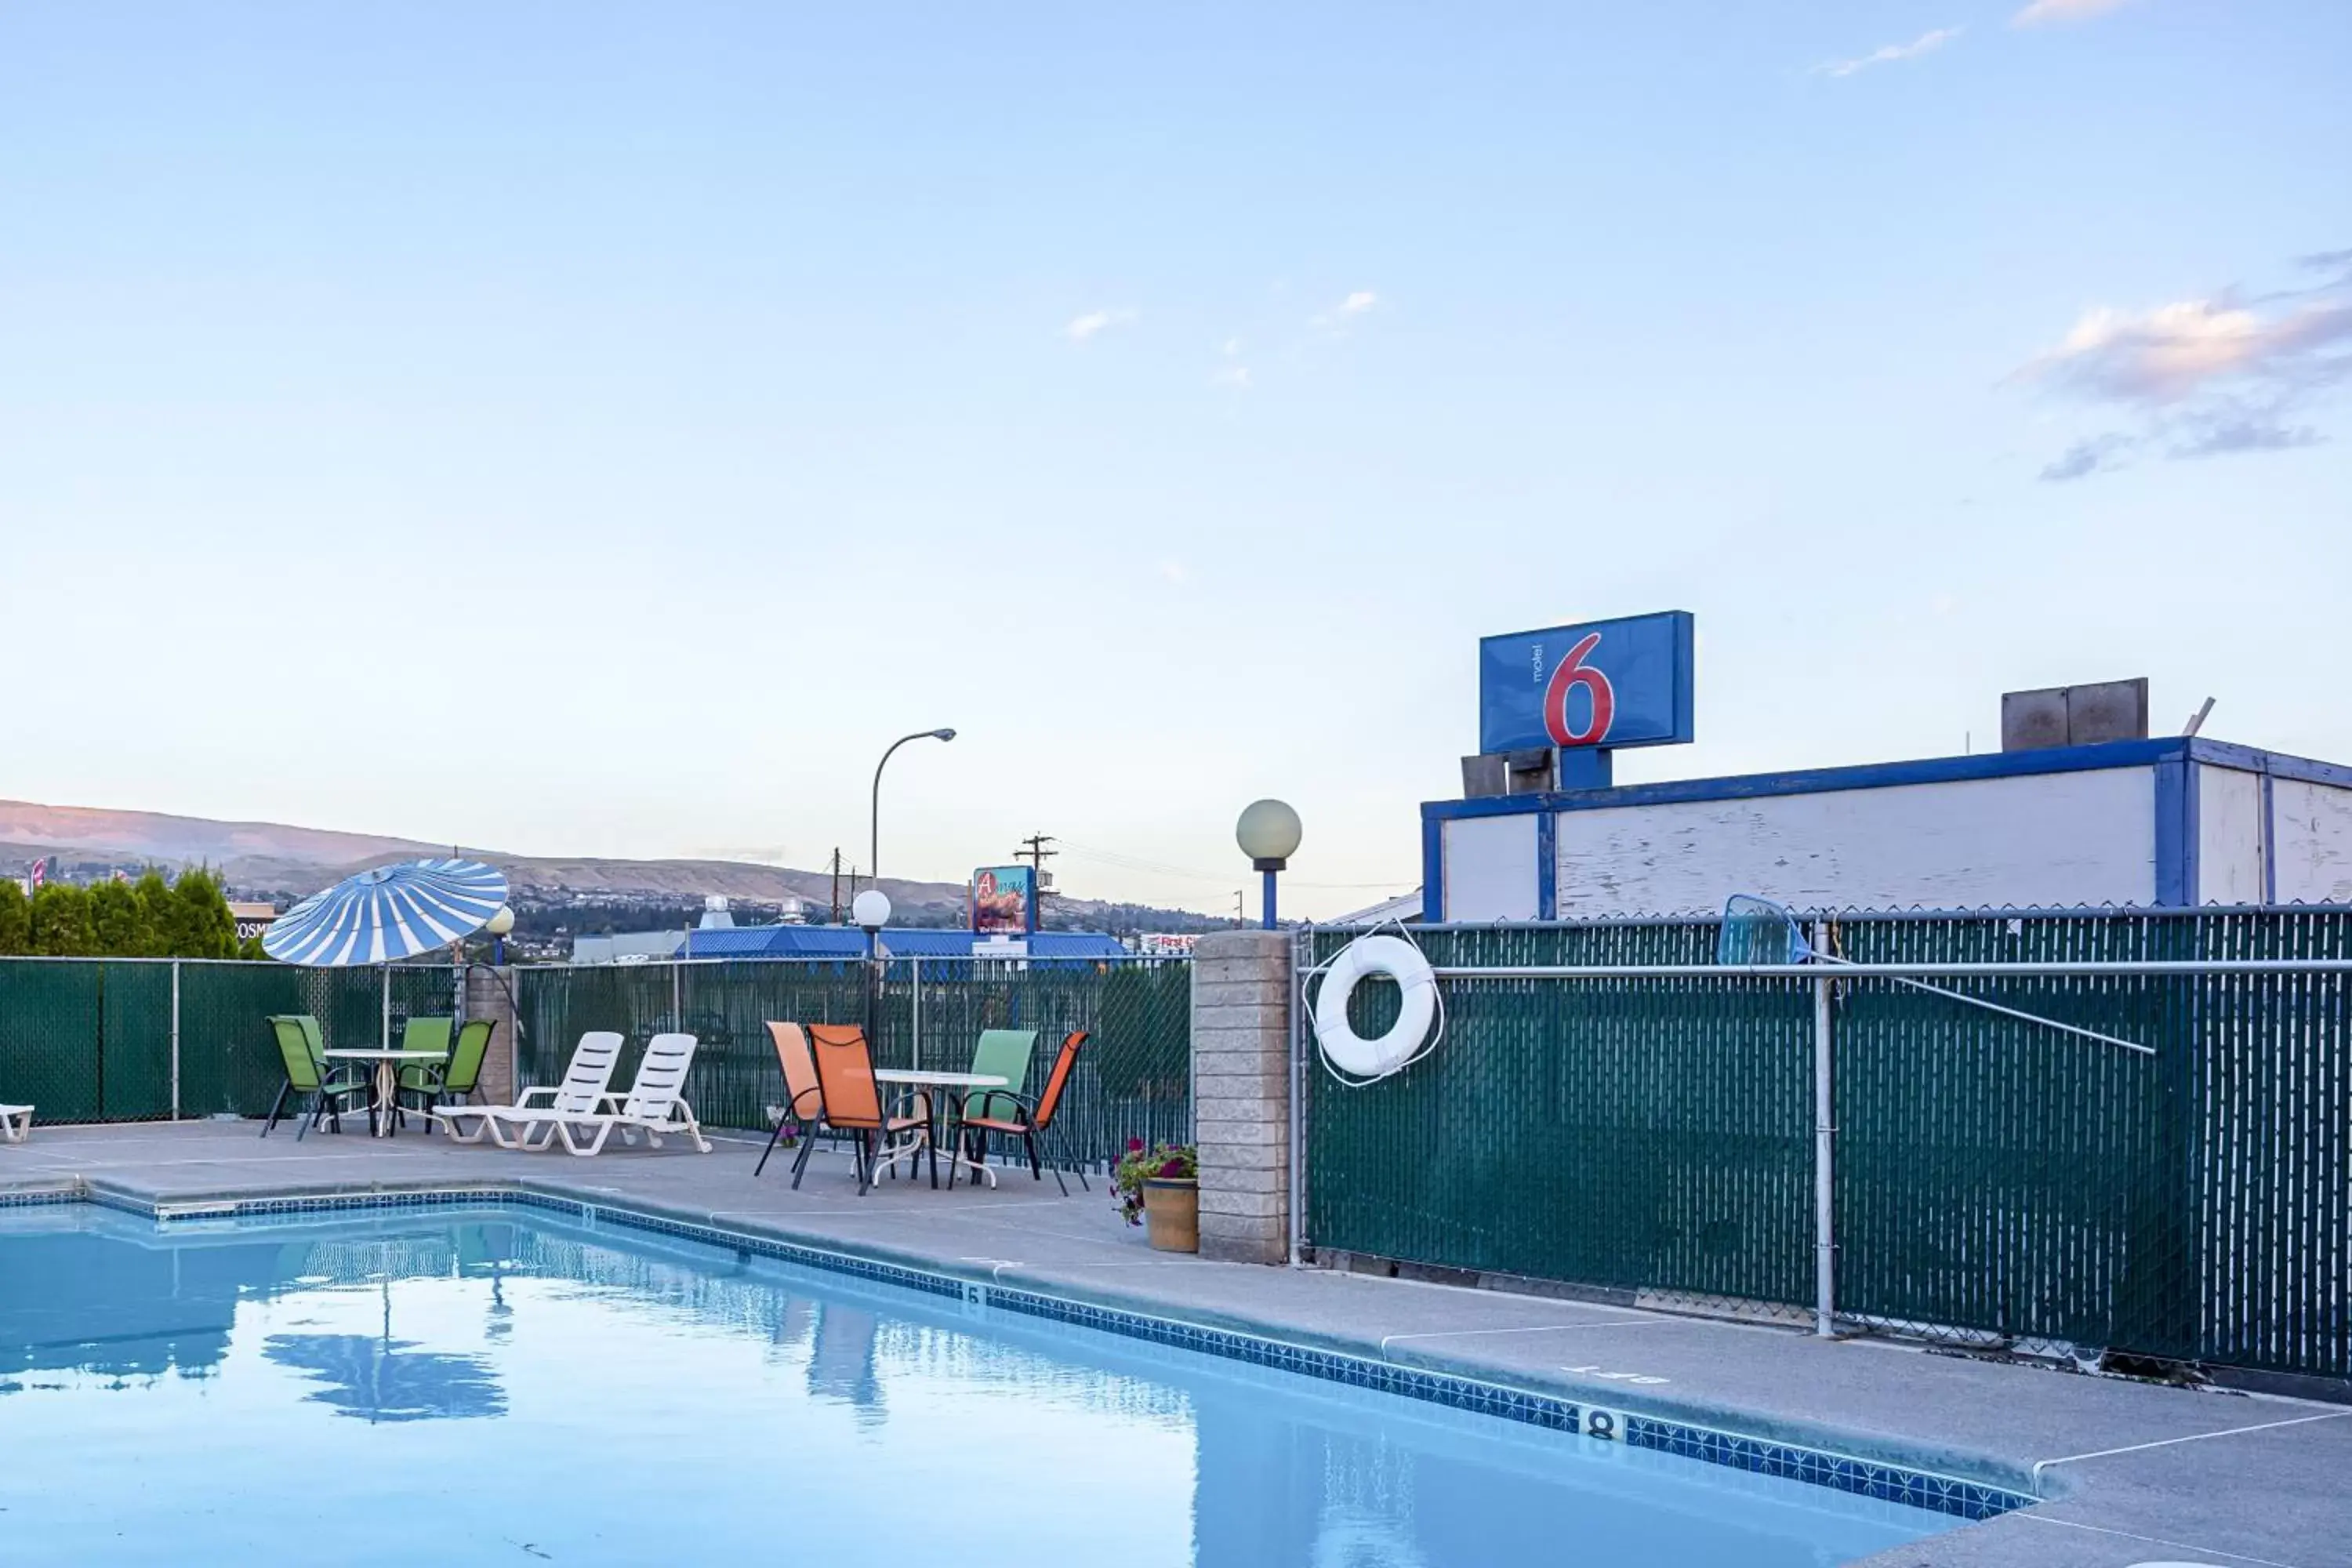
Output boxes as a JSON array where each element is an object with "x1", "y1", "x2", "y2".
[{"x1": 0, "y1": 798, "x2": 1229, "y2": 931}]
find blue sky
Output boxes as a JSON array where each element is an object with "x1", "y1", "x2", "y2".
[{"x1": 2, "y1": 2, "x2": 2347, "y2": 916}]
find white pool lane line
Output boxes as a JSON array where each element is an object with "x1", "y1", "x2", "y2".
[
  {"x1": 1376, "y1": 1318, "x2": 1676, "y2": 1352},
  {"x1": 2029, "y1": 1406, "x2": 2352, "y2": 1484}
]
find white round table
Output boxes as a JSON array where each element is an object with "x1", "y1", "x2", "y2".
[
  {"x1": 873, "y1": 1069, "x2": 1007, "y2": 1188},
  {"x1": 322, "y1": 1049, "x2": 448, "y2": 1138}
]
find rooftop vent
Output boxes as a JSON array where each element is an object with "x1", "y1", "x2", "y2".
[{"x1": 2001, "y1": 678, "x2": 2149, "y2": 751}]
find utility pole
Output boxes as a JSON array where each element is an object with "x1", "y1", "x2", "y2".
[
  {"x1": 1015, "y1": 833, "x2": 1058, "y2": 930},
  {"x1": 1015, "y1": 833, "x2": 1058, "y2": 886},
  {"x1": 1233, "y1": 890, "x2": 1245, "y2": 927},
  {"x1": 829, "y1": 848, "x2": 843, "y2": 925}
]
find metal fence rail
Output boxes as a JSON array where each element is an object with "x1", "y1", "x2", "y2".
[{"x1": 1302, "y1": 908, "x2": 2352, "y2": 1384}]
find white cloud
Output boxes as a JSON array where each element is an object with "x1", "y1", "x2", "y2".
[
  {"x1": 1310, "y1": 290, "x2": 1381, "y2": 332},
  {"x1": 2014, "y1": 251, "x2": 2352, "y2": 479},
  {"x1": 2027, "y1": 296, "x2": 2351, "y2": 407},
  {"x1": 1062, "y1": 307, "x2": 1136, "y2": 343},
  {"x1": 2013, "y1": 0, "x2": 2136, "y2": 26},
  {"x1": 1155, "y1": 558, "x2": 1191, "y2": 586},
  {"x1": 1221, "y1": 337, "x2": 1243, "y2": 357},
  {"x1": 1817, "y1": 27, "x2": 1962, "y2": 78},
  {"x1": 1212, "y1": 365, "x2": 1252, "y2": 390}
]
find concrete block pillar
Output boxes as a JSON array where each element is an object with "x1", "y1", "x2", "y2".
[
  {"x1": 1191, "y1": 929, "x2": 1293, "y2": 1264},
  {"x1": 464, "y1": 966, "x2": 521, "y2": 1107}
]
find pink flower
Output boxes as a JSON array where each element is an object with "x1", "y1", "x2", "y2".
[
  {"x1": 1126, "y1": 1137, "x2": 1145, "y2": 1152},
  {"x1": 1158, "y1": 1157, "x2": 1187, "y2": 1178}
]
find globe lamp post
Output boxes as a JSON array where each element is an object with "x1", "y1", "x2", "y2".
[
  {"x1": 1235, "y1": 800, "x2": 1303, "y2": 931},
  {"x1": 484, "y1": 904, "x2": 516, "y2": 965},
  {"x1": 852, "y1": 887, "x2": 893, "y2": 1040}
]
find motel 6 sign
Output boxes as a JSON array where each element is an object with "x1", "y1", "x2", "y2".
[{"x1": 1478, "y1": 610, "x2": 1695, "y2": 756}]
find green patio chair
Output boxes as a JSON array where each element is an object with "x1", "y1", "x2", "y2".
[
  {"x1": 952, "y1": 1028, "x2": 1037, "y2": 1172},
  {"x1": 403, "y1": 1019, "x2": 495, "y2": 1126},
  {"x1": 280, "y1": 1014, "x2": 364, "y2": 1098},
  {"x1": 262, "y1": 1014, "x2": 371, "y2": 1141}
]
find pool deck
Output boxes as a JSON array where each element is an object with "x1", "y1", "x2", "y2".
[{"x1": 8, "y1": 1120, "x2": 2344, "y2": 1568}]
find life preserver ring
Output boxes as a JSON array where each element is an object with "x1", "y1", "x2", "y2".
[{"x1": 1314, "y1": 934, "x2": 1439, "y2": 1081}]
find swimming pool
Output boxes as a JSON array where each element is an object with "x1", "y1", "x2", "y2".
[{"x1": 0, "y1": 1202, "x2": 1958, "y2": 1565}]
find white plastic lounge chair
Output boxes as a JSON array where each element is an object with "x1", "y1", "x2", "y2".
[
  {"x1": 432, "y1": 1031, "x2": 623, "y2": 1148},
  {"x1": 0, "y1": 1104, "x2": 31, "y2": 1144},
  {"x1": 475, "y1": 1033, "x2": 709, "y2": 1157}
]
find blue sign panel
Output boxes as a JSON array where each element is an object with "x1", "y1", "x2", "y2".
[{"x1": 1478, "y1": 611, "x2": 1695, "y2": 754}]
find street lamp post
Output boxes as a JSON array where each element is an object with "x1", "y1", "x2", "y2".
[
  {"x1": 1235, "y1": 799, "x2": 1303, "y2": 931},
  {"x1": 870, "y1": 728, "x2": 957, "y2": 889}
]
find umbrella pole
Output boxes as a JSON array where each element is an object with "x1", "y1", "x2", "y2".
[{"x1": 381, "y1": 964, "x2": 391, "y2": 1051}]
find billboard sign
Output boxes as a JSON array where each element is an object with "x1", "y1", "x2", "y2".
[
  {"x1": 971, "y1": 865, "x2": 1036, "y2": 935},
  {"x1": 1478, "y1": 610, "x2": 1694, "y2": 755}
]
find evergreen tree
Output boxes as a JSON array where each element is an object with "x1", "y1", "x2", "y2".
[
  {"x1": 29, "y1": 884, "x2": 94, "y2": 956},
  {"x1": 131, "y1": 870, "x2": 176, "y2": 956},
  {"x1": 0, "y1": 880, "x2": 27, "y2": 955},
  {"x1": 88, "y1": 879, "x2": 152, "y2": 956},
  {"x1": 162, "y1": 868, "x2": 239, "y2": 960}
]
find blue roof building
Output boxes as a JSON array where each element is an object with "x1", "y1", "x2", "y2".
[{"x1": 681, "y1": 926, "x2": 1129, "y2": 961}]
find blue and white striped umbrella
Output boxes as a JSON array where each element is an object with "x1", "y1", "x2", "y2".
[{"x1": 263, "y1": 859, "x2": 510, "y2": 967}]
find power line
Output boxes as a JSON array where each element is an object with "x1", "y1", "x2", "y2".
[{"x1": 1056, "y1": 838, "x2": 1408, "y2": 891}]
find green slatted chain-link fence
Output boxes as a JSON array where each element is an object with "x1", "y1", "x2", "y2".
[
  {"x1": 0, "y1": 955, "x2": 1191, "y2": 1167},
  {"x1": 1301, "y1": 909, "x2": 2352, "y2": 1385},
  {"x1": 0, "y1": 959, "x2": 463, "y2": 1122},
  {"x1": 510, "y1": 956, "x2": 1192, "y2": 1165}
]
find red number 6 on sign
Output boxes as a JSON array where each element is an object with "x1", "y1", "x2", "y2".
[{"x1": 1543, "y1": 631, "x2": 1616, "y2": 746}]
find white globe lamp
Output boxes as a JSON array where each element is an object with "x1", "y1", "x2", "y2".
[{"x1": 1236, "y1": 799, "x2": 1304, "y2": 929}]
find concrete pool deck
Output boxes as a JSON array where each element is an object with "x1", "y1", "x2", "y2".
[{"x1": 6, "y1": 1120, "x2": 2343, "y2": 1568}]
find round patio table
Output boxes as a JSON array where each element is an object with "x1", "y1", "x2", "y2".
[
  {"x1": 321, "y1": 1049, "x2": 448, "y2": 1139},
  {"x1": 872, "y1": 1069, "x2": 1007, "y2": 1189}
]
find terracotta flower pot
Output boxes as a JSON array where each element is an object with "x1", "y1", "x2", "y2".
[{"x1": 1142, "y1": 1177, "x2": 1200, "y2": 1253}]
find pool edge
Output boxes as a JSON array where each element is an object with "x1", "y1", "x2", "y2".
[{"x1": 44, "y1": 1175, "x2": 2040, "y2": 1524}]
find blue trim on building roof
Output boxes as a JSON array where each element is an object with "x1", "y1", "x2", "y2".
[
  {"x1": 1423, "y1": 739, "x2": 2190, "y2": 826},
  {"x1": 2185, "y1": 738, "x2": 2352, "y2": 789},
  {"x1": 1422, "y1": 736, "x2": 2352, "y2": 829}
]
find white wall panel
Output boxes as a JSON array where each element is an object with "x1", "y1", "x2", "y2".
[
  {"x1": 1443, "y1": 813, "x2": 1540, "y2": 922},
  {"x1": 2198, "y1": 764, "x2": 2267, "y2": 906},
  {"x1": 1552, "y1": 767, "x2": 2157, "y2": 916},
  {"x1": 2272, "y1": 778, "x2": 2352, "y2": 904}
]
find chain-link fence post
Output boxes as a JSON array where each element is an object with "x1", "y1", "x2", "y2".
[
  {"x1": 1813, "y1": 917, "x2": 1837, "y2": 1339},
  {"x1": 911, "y1": 956, "x2": 923, "y2": 1071},
  {"x1": 1290, "y1": 927, "x2": 1311, "y2": 1268},
  {"x1": 169, "y1": 960, "x2": 182, "y2": 1120}
]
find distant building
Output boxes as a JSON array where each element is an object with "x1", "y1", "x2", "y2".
[
  {"x1": 684, "y1": 925, "x2": 1128, "y2": 962},
  {"x1": 1131, "y1": 932, "x2": 1201, "y2": 956},
  {"x1": 570, "y1": 931, "x2": 689, "y2": 964},
  {"x1": 227, "y1": 902, "x2": 278, "y2": 943}
]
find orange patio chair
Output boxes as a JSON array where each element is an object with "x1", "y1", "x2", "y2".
[
  {"x1": 757, "y1": 1022, "x2": 830, "y2": 1179},
  {"x1": 952, "y1": 1029, "x2": 1091, "y2": 1195},
  {"x1": 798, "y1": 1024, "x2": 929, "y2": 1194}
]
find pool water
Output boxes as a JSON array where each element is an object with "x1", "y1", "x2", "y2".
[{"x1": 0, "y1": 1205, "x2": 1953, "y2": 1566}]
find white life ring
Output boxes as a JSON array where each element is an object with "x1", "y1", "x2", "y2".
[{"x1": 1314, "y1": 934, "x2": 1439, "y2": 1081}]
